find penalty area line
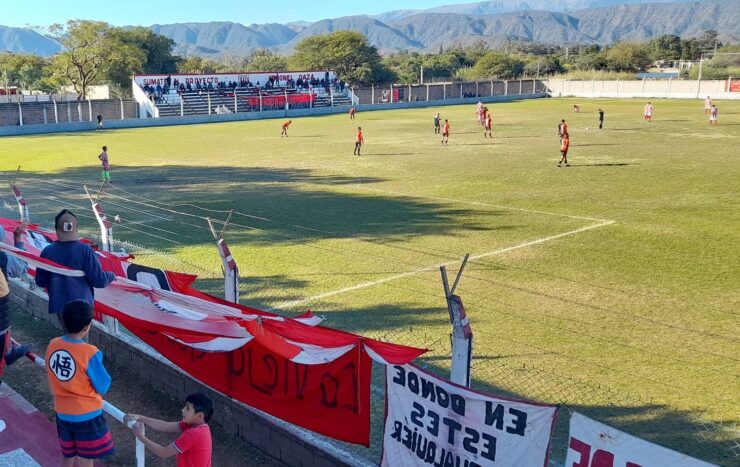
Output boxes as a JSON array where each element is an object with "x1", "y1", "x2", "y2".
[{"x1": 270, "y1": 219, "x2": 615, "y2": 311}]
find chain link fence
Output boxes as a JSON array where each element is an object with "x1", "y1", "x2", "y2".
[{"x1": 1, "y1": 177, "x2": 737, "y2": 466}]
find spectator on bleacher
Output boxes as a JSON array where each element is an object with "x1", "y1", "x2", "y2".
[
  {"x1": 186, "y1": 83, "x2": 192, "y2": 92},
  {"x1": 0, "y1": 223, "x2": 32, "y2": 385},
  {"x1": 125, "y1": 393, "x2": 214, "y2": 466},
  {"x1": 165, "y1": 75, "x2": 171, "y2": 88},
  {"x1": 195, "y1": 82, "x2": 202, "y2": 91},
  {"x1": 35, "y1": 210, "x2": 115, "y2": 332},
  {"x1": 47, "y1": 300, "x2": 115, "y2": 465}
]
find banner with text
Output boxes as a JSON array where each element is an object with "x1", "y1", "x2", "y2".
[
  {"x1": 134, "y1": 71, "x2": 336, "y2": 88},
  {"x1": 382, "y1": 364, "x2": 557, "y2": 467},
  {"x1": 566, "y1": 412, "x2": 715, "y2": 467}
]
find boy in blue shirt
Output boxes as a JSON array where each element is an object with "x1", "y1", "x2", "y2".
[{"x1": 35, "y1": 210, "x2": 115, "y2": 331}]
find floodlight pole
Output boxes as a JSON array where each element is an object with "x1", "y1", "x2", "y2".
[
  {"x1": 207, "y1": 212, "x2": 240, "y2": 304},
  {"x1": 440, "y1": 253, "x2": 472, "y2": 387},
  {"x1": 7, "y1": 166, "x2": 30, "y2": 223}
]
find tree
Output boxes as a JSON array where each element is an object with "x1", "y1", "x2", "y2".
[
  {"x1": 523, "y1": 55, "x2": 563, "y2": 77},
  {"x1": 0, "y1": 53, "x2": 50, "y2": 91},
  {"x1": 604, "y1": 42, "x2": 651, "y2": 72},
  {"x1": 246, "y1": 49, "x2": 288, "y2": 72},
  {"x1": 48, "y1": 20, "x2": 113, "y2": 100},
  {"x1": 648, "y1": 35, "x2": 682, "y2": 62},
  {"x1": 289, "y1": 31, "x2": 385, "y2": 85},
  {"x1": 471, "y1": 52, "x2": 525, "y2": 79},
  {"x1": 104, "y1": 27, "x2": 180, "y2": 95},
  {"x1": 177, "y1": 56, "x2": 220, "y2": 74}
]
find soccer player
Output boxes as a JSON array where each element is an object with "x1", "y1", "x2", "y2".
[
  {"x1": 598, "y1": 109, "x2": 605, "y2": 130},
  {"x1": 433, "y1": 113, "x2": 441, "y2": 134},
  {"x1": 98, "y1": 146, "x2": 110, "y2": 183},
  {"x1": 709, "y1": 105, "x2": 718, "y2": 125},
  {"x1": 354, "y1": 126, "x2": 364, "y2": 156},
  {"x1": 441, "y1": 119, "x2": 450, "y2": 145},
  {"x1": 644, "y1": 102, "x2": 653, "y2": 122},
  {"x1": 559, "y1": 119, "x2": 568, "y2": 142},
  {"x1": 349, "y1": 106, "x2": 356, "y2": 120},
  {"x1": 573, "y1": 104, "x2": 581, "y2": 112},
  {"x1": 558, "y1": 132, "x2": 570, "y2": 167},
  {"x1": 280, "y1": 120, "x2": 292, "y2": 137},
  {"x1": 484, "y1": 114, "x2": 492, "y2": 138},
  {"x1": 704, "y1": 96, "x2": 712, "y2": 114}
]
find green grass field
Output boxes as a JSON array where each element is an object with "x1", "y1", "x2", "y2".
[{"x1": 1, "y1": 98, "x2": 738, "y2": 464}]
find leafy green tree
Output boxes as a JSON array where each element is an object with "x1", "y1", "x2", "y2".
[
  {"x1": 471, "y1": 52, "x2": 525, "y2": 79},
  {"x1": 523, "y1": 55, "x2": 563, "y2": 77},
  {"x1": 604, "y1": 42, "x2": 651, "y2": 72},
  {"x1": 648, "y1": 35, "x2": 682, "y2": 61},
  {"x1": 246, "y1": 49, "x2": 288, "y2": 72},
  {"x1": 382, "y1": 52, "x2": 420, "y2": 84},
  {"x1": 289, "y1": 31, "x2": 386, "y2": 85},
  {"x1": 48, "y1": 20, "x2": 115, "y2": 99},
  {"x1": 177, "y1": 56, "x2": 220, "y2": 74},
  {"x1": 0, "y1": 53, "x2": 50, "y2": 91}
]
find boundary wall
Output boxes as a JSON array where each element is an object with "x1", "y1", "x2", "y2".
[
  {"x1": 547, "y1": 78, "x2": 739, "y2": 100},
  {"x1": 0, "y1": 93, "x2": 546, "y2": 137},
  {"x1": 8, "y1": 279, "x2": 371, "y2": 467}
]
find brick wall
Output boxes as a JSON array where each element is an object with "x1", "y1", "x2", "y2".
[
  {"x1": 0, "y1": 99, "x2": 138, "y2": 128},
  {"x1": 8, "y1": 280, "x2": 366, "y2": 467}
]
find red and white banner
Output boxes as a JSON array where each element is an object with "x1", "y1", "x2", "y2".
[
  {"x1": 133, "y1": 71, "x2": 337, "y2": 88},
  {"x1": 566, "y1": 412, "x2": 715, "y2": 467},
  {"x1": 382, "y1": 364, "x2": 557, "y2": 467},
  {"x1": 0, "y1": 218, "x2": 427, "y2": 445}
]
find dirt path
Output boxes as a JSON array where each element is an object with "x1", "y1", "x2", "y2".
[{"x1": 2, "y1": 306, "x2": 287, "y2": 467}]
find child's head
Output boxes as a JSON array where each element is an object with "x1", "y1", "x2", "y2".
[
  {"x1": 102, "y1": 146, "x2": 107, "y2": 151},
  {"x1": 62, "y1": 300, "x2": 93, "y2": 335},
  {"x1": 182, "y1": 393, "x2": 214, "y2": 424}
]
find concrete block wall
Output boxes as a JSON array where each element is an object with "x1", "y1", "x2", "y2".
[
  {"x1": 0, "y1": 99, "x2": 138, "y2": 129},
  {"x1": 8, "y1": 280, "x2": 368, "y2": 467}
]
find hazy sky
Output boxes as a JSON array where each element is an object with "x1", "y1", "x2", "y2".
[{"x1": 3, "y1": 0, "x2": 464, "y2": 27}]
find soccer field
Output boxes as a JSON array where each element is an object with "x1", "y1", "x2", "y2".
[{"x1": 1, "y1": 97, "x2": 738, "y2": 464}]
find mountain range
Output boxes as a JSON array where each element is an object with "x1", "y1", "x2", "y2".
[{"x1": 1, "y1": 0, "x2": 738, "y2": 58}]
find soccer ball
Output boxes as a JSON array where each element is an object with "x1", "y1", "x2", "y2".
[{"x1": 586, "y1": 126, "x2": 590, "y2": 130}]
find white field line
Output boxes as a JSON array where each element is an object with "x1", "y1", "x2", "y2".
[{"x1": 270, "y1": 219, "x2": 615, "y2": 311}]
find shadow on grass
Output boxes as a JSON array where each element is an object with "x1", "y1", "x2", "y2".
[
  {"x1": 569, "y1": 163, "x2": 639, "y2": 167},
  {"x1": 18, "y1": 164, "x2": 501, "y2": 251}
]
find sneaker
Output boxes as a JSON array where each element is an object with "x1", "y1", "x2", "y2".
[
  {"x1": 557, "y1": 164, "x2": 561, "y2": 167},
  {"x1": 565, "y1": 164, "x2": 570, "y2": 167},
  {"x1": 5, "y1": 344, "x2": 32, "y2": 366}
]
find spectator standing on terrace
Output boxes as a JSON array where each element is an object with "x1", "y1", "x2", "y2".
[
  {"x1": 281, "y1": 120, "x2": 292, "y2": 137},
  {"x1": 0, "y1": 224, "x2": 31, "y2": 385},
  {"x1": 709, "y1": 105, "x2": 718, "y2": 125},
  {"x1": 35, "y1": 210, "x2": 115, "y2": 332},
  {"x1": 125, "y1": 393, "x2": 214, "y2": 466},
  {"x1": 96, "y1": 114, "x2": 103, "y2": 131},
  {"x1": 704, "y1": 96, "x2": 712, "y2": 114},
  {"x1": 98, "y1": 146, "x2": 111, "y2": 183},
  {"x1": 354, "y1": 126, "x2": 364, "y2": 156},
  {"x1": 46, "y1": 300, "x2": 115, "y2": 466}
]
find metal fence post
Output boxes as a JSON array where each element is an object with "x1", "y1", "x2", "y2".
[
  {"x1": 53, "y1": 100, "x2": 58, "y2": 123},
  {"x1": 490, "y1": 80, "x2": 494, "y2": 96},
  {"x1": 88, "y1": 99, "x2": 93, "y2": 121},
  {"x1": 18, "y1": 103, "x2": 23, "y2": 126},
  {"x1": 426, "y1": 84, "x2": 430, "y2": 101}
]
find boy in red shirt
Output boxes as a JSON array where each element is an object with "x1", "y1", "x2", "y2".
[
  {"x1": 484, "y1": 114, "x2": 492, "y2": 138},
  {"x1": 280, "y1": 120, "x2": 292, "y2": 137},
  {"x1": 46, "y1": 300, "x2": 115, "y2": 466},
  {"x1": 441, "y1": 119, "x2": 450, "y2": 145},
  {"x1": 354, "y1": 126, "x2": 364, "y2": 156},
  {"x1": 126, "y1": 393, "x2": 214, "y2": 467},
  {"x1": 558, "y1": 132, "x2": 570, "y2": 167}
]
